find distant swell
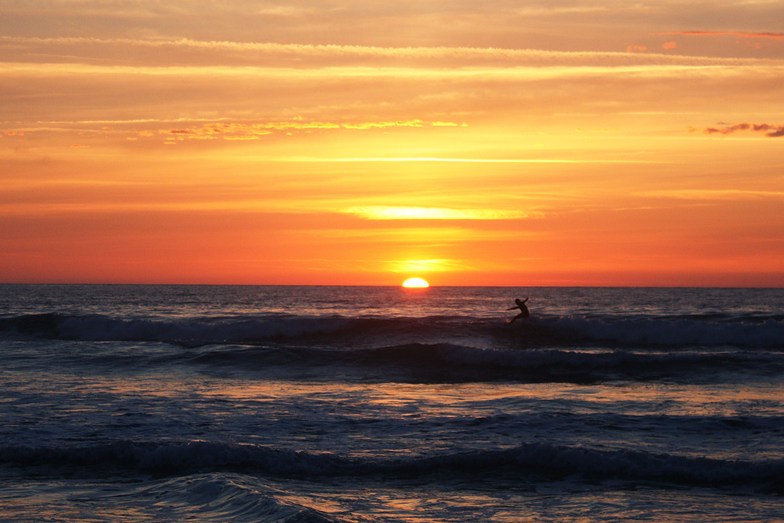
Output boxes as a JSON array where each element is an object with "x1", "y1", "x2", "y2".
[
  {"x1": 1, "y1": 311, "x2": 782, "y2": 349},
  {"x1": 1, "y1": 440, "x2": 780, "y2": 491}
]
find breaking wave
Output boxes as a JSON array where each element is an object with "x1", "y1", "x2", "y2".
[{"x1": 126, "y1": 474, "x2": 339, "y2": 523}]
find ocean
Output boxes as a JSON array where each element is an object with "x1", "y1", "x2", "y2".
[{"x1": 0, "y1": 284, "x2": 782, "y2": 522}]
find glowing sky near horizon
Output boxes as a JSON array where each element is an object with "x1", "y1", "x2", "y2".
[{"x1": 1, "y1": 1, "x2": 783, "y2": 286}]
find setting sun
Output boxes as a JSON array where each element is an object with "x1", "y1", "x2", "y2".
[{"x1": 402, "y1": 277, "x2": 430, "y2": 289}]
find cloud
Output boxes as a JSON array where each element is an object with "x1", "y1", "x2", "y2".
[
  {"x1": 705, "y1": 123, "x2": 784, "y2": 137},
  {"x1": 626, "y1": 44, "x2": 648, "y2": 53},
  {"x1": 654, "y1": 31, "x2": 784, "y2": 41},
  {"x1": 344, "y1": 206, "x2": 527, "y2": 220},
  {"x1": 642, "y1": 189, "x2": 784, "y2": 201},
  {"x1": 1, "y1": 36, "x2": 774, "y2": 68},
  {"x1": 150, "y1": 119, "x2": 460, "y2": 143}
]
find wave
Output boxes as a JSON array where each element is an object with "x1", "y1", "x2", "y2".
[
  {"x1": 0, "y1": 312, "x2": 356, "y2": 346},
  {"x1": 183, "y1": 343, "x2": 784, "y2": 383},
  {"x1": 1, "y1": 311, "x2": 782, "y2": 349},
  {"x1": 2, "y1": 440, "x2": 781, "y2": 491},
  {"x1": 185, "y1": 342, "x2": 782, "y2": 383},
  {"x1": 547, "y1": 314, "x2": 784, "y2": 349},
  {"x1": 127, "y1": 474, "x2": 338, "y2": 523}
]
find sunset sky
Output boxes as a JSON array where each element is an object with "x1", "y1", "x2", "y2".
[{"x1": 1, "y1": 1, "x2": 783, "y2": 286}]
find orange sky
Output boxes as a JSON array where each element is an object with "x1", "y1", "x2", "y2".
[{"x1": 1, "y1": 2, "x2": 783, "y2": 286}]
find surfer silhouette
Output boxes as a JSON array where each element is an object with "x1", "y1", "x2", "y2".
[{"x1": 507, "y1": 298, "x2": 530, "y2": 324}]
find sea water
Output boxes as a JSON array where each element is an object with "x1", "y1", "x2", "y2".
[{"x1": 0, "y1": 284, "x2": 782, "y2": 522}]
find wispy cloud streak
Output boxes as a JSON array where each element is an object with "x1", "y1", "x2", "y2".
[
  {"x1": 345, "y1": 206, "x2": 527, "y2": 221},
  {"x1": 655, "y1": 31, "x2": 784, "y2": 41},
  {"x1": 1, "y1": 36, "x2": 776, "y2": 68},
  {"x1": 705, "y1": 123, "x2": 784, "y2": 137}
]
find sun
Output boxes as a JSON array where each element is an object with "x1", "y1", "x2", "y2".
[{"x1": 402, "y1": 277, "x2": 430, "y2": 288}]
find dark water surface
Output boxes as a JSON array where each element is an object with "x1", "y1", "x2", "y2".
[{"x1": 1, "y1": 285, "x2": 782, "y2": 521}]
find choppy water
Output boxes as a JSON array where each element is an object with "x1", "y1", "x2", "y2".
[{"x1": 0, "y1": 284, "x2": 782, "y2": 521}]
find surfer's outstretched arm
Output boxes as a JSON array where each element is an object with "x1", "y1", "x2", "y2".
[{"x1": 507, "y1": 298, "x2": 530, "y2": 324}]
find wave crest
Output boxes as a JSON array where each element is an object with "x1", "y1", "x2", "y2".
[{"x1": 129, "y1": 473, "x2": 339, "y2": 523}]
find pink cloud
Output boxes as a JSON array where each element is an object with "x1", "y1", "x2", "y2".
[
  {"x1": 655, "y1": 31, "x2": 784, "y2": 41},
  {"x1": 626, "y1": 44, "x2": 648, "y2": 53}
]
